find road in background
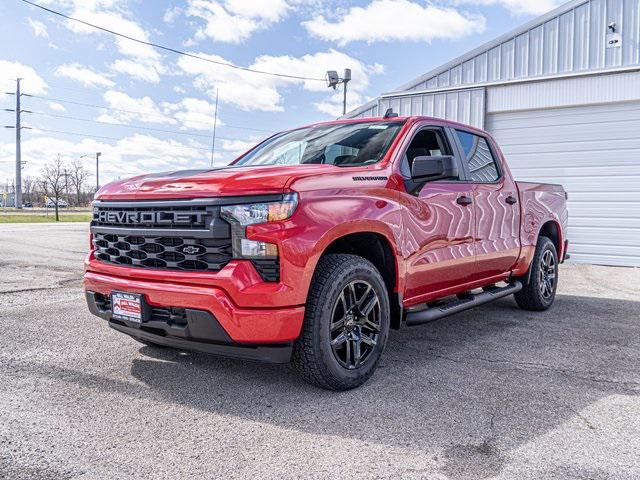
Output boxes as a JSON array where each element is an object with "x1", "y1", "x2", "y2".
[{"x1": 1, "y1": 224, "x2": 639, "y2": 479}]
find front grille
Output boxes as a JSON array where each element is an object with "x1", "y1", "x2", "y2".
[
  {"x1": 93, "y1": 232, "x2": 232, "y2": 271},
  {"x1": 91, "y1": 198, "x2": 280, "y2": 280}
]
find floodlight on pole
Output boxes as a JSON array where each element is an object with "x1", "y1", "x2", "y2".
[{"x1": 325, "y1": 68, "x2": 352, "y2": 116}]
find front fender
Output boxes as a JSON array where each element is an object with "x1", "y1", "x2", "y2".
[{"x1": 248, "y1": 188, "x2": 404, "y2": 306}]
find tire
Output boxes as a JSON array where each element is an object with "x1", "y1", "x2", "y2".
[
  {"x1": 514, "y1": 236, "x2": 558, "y2": 311},
  {"x1": 292, "y1": 254, "x2": 390, "y2": 391}
]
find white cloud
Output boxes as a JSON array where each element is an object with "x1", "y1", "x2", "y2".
[
  {"x1": 52, "y1": 0, "x2": 166, "y2": 83},
  {"x1": 0, "y1": 61, "x2": 48, "y2": 95},
  {"x1": 28, "y1": 18, "x2": 49, "y2": 38},
  {"x1": 178, "y1": 49, "x2": 383, "y2": 115},
  {"x1": 0, "y1": 133, "x2": 212, "y2": 183},
  {"x1": 302, "y1": 0, "x2": 486, "y2": 45},
  {"x1": 452, "y1": 0, "x2": 563, "y2": 16},
  {"x1": 48, "y1": 102, "x2": 67, "y2": 112},
  {"x1": 186, "y1": 0, "x2": 290, "y2": 43},
  {"x1": 98, "y1": 91, "x2": 177, "y2": 126},
  {"x1": 110, "y1": 59, "x2": 162, "y2": 84},
  {"x1": 163, "y1": 6, "x2": 183, "y2": 23},
  {"x1": 0, "y1": 129, "x2": 260, "y2": 183},
  {"x1": 55, "y1": 63, "x2": 115, "y2": 88},
  {"x1": 162, "y1": 98, "x2": 220, "y2": 131}
]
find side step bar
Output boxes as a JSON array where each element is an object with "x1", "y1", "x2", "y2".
[{"x1": 405, "y1": 281, "x2": 523, "y2": 327}]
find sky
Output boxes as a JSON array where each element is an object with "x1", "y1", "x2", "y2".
[{"x1": 0, "y1": 0, "x2": 565, "y2": 188}]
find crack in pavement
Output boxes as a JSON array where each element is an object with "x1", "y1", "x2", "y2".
[{"x1": 426, "y1": 352, "x2": 640, "y2": 393}]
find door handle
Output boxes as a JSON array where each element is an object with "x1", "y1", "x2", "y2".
[
  {"x1": 456, "y1": 195, "x2": 473, "y2": 206},
  {"x1": 505, "y1": 195, "x2": 518, "y2": 205}
]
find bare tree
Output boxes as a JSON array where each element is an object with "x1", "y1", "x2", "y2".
[
  {"x1": 22, "y1": 176, "x2": 36, "y2": 205},
  {"x1": 41, "y1": 154, "x2": 65, "y2": 221},
  {"x1": 69, "y1": 159, "x2": 91, "y2": 206}
]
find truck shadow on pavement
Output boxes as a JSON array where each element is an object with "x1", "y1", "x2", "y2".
[{"x1": 125, "y1": 293, "x2": 640, "y2": 479}]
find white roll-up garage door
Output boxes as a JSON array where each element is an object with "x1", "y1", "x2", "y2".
[{"x1": 487, "y1": 101, "x2": 640, "y2": 267}]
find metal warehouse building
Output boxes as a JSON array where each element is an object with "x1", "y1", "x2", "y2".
[{"x1": 346, "y1": 0, "x2": 640, "y2": 267}]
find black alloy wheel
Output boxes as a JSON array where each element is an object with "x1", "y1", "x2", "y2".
[
  {"x1": 330, "y1": 280, "x2": 381, "y2": 370},
  {"x1": 539, "y1": 249, "x2": 557, "y2": 300}
]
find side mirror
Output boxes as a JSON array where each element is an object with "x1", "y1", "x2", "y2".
[{"x1": 411, "y1": 155, "x2": 458, "y2": 181}]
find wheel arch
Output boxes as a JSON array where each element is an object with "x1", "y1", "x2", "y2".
[
  {"x1": 538, "y1": 220, "x2": 563, "y2": 258},
  {"x1": 312, "y1": 229, "x2": 403, "y2": 329}
]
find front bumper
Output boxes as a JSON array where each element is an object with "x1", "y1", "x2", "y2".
[
  {"x1": 84, "y1": 271, "x2": 305, "y2": 363},
  {"x1": 86, "y1": 292, "x2": 292, "y2": 363}
]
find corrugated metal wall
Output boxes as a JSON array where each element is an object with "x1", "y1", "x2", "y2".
[
  {"x1": 405, "y1": 0, "x2": 640, "y2": 92},
  {"x1": 487, "y1": 101, "x2": 640, "y2": 267},
  {"x1": 352, "y1": 89, "x2": 486, "y2": 129}
]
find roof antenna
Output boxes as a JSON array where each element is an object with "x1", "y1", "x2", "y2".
[{"x1": 383, "y1": 108, "x2": 398, "y2": 119}]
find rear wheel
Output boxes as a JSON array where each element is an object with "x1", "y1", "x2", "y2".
[
  {"x1": 292, "y1": 254, "x2": 390, "y2": 390},
  {"x1": 515, "y1": 236, "x2": 558, "y2": 311}
]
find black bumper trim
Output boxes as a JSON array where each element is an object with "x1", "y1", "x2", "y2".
[{"x1": 86, "y1": 291, "x2": 292, "y2": 364}]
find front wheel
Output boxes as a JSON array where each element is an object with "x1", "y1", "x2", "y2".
[
  {"x1": 292, "y1": 254, "x2": 390, "y2": 391},
  {"x1": 514, "y1": 236, "x2": 558, "y2": 311}
]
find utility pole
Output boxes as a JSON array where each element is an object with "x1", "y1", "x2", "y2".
[
  {"x1": 3, "y1": 79, "x2": 31, "y2": 208},
  {"x1": 210, "y1": 88, "x2": 219, "y2": 167},
  {"x1": 15, "y1": 78, "x2": 22, "y2": 209}
]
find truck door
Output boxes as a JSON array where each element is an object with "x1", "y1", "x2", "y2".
[
  {"x1": 399, "y1": 126, "x2": 477, "y2": 305},
  {"x1": 452, "y1": 129, "x2": 521, "y2": 280}
]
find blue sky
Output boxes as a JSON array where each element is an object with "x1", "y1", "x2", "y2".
[{"x1": 0, "y1": 0, "x2": 563, "y2": 187}]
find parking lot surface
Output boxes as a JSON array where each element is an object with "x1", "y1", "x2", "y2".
[{"x1": 1, "y1": 223, "x2": 639, "y2": 479}]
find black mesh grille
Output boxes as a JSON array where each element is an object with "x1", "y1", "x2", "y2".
[
  {"x1": 252, "y1": 259, "x2": 280, "y2": 282},
  {"x1": 93, "y1": 232, "x2": 232, "y2": 272}
]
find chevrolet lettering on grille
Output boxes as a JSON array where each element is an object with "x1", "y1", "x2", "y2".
[{"x1": 95, "y1": 210, "x2": 206, "y2": 225}]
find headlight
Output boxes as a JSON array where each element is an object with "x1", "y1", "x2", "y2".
[
  {"x1": 220, "y1": 193, "x2": 298, "y2": 226},
  {"x1": 221, "y1": 193, "x2": 297, "y2": 259}
]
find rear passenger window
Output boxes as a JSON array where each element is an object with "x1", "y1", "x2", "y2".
[{"x1": 456, "y1": 130, "x2": 500, "y2": 182}]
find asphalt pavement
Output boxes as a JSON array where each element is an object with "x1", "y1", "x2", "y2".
[{"x1": 1, "y1": 223, "x2": 639, "y2": 479}]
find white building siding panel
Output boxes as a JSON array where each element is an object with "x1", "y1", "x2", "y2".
[
  {"x1": 379, "y1": 89, "x2": 485, "y2": 128},
  {"x1": 486, "y1": 70, "x2": 640, "y2": 112},
  {"x1": 487, "y1": 101, "x2": 640, "y2": 266},
  {"x1": 396, "y1": 0, "x2": 639, "y2": 95}
]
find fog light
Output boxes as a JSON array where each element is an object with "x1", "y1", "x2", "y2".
[{"x1": 240, "y1": 239, "x2": 278, "y2": 258}]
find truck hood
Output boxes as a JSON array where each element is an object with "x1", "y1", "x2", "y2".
[{"x1": 96, "y1": 164, "x2": 339, "y2": 200}]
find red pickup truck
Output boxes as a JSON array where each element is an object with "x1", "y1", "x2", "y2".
[{"x1": 85, "y1": 115, "x2": 568, "y2": 390}]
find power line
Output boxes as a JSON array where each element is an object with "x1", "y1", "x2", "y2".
[
  {"x1": 30, "y1": 127, "x2": 214, "y2": 154},
  {"x1": 27, "y1": 94, "x2": 276, "y2": 133},
  {"x1": 29, "y1": 110, "x2": 221, "y2": 140},
  {"x1": 20, "y1": 0, "x2": 326, "y2": 82}
]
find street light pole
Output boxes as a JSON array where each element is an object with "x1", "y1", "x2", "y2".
[
  {"x1": 326, "y1": 68, "x2": 352, "y2": 116},
  {"x1": 81, "y1": 152, "x2": 102, "y2": 191},
  {"x1": 95, "y1": 152, "x2": 101, "y2": 190}
]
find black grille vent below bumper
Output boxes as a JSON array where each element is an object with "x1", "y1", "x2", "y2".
[
  {"x1": 93, "y1": 232, "x2": 232, "y2": 272},
  {"x1": 252, "y1": 259, "x2": 280, "y2": 282}
]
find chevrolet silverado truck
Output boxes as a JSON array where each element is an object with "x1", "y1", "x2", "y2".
[{"x1": 85, "y1": 115, "x2": 568, "y2": 390}]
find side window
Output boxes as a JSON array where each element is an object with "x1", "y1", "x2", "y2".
[
  {"x1": 455, "y1": 130, "x2": 500, "y2": 182},
  {"x1": 401, "y1": 129, "x2": 451, "y2": 178}
]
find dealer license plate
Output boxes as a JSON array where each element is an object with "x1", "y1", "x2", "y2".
[{"x1": 111, "y1": 292, "x2": 143, "y2": 324}]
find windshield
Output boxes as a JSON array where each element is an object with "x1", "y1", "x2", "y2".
[{"x1": 234, "y1": 121, "x2": 405, "y2": 167}]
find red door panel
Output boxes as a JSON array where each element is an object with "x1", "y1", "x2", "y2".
[
  {"x1": 400, "y1": 182, "x2": 476, "y2": 305},
  {"x1": 473, "y1": 181, "x2": 521, "y2": 280}
]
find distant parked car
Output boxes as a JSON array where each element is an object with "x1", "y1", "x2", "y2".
[
  {"x1": 22, "y1": 202, "x2": 33, "y2": 208},
  {"x1": 46, "y1": 198, "x2": 68, "y2": 208}
]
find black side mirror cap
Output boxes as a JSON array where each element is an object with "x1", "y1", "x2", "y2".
[{"x1": 411, "y1": 155, "x2": 458, "y2": 181}]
